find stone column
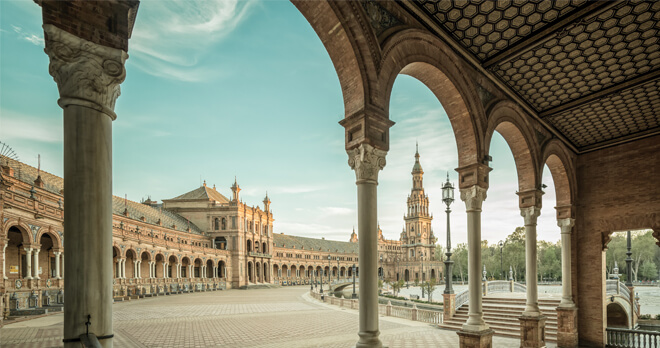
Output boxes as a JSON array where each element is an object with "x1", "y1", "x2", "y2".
[
  {"x1": 54, "y1": 252, "x2": 62, "y2": 279},
  {"x1": 25, "y1": 248, "x2": 33, "y2": 280},
  {"x1": 2, "y1": 242, "x2": 7, "y2": 279},
  {"x1": 189, "y1": 265, "x2": 193, "y2": 279},
  {"x1": 33, "y1": 249, "x2": 41, "y2": 279},
  {"x1": 163, "y1": 262, "x2": 168, "y2": 279},
  {"x1": 459, "y1": 186, "x2": 489, "y2": 331},
  {"x1": 557, "y1": 218, "x2": 577, "y2": 347},
  {"x1": 520, "y1": 205, "x2": 545, "y2": 348},
  {"x1": 558, "y1": 218, "x2": 575, "y2": 307},
  {"x1": 136, "y1": 261, "x2": 141, "y2": 278},
  {"x1": 121, "y1": 259, "x2": 126, "y2": 279},
  {"x1": 347, "y1": 144, "x2": 387, "y2": 348},
  {"x1": 44, "y1": 23, "x2": 127, "y2": 347}
]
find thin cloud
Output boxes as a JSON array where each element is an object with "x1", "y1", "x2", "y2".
[
  {"x1": 10, "y1": 25, "x2": 44, "y2": 46},
  {"x1": 0, "y1": 109, "x2": 62, "y2": 143},
  {"x1": 129, "y1": 0, "x2": 256, "y2": 81}
]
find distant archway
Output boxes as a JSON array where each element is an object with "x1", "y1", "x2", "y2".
[{"x1": 607, "y1": 302, "x2": 629, "y2": 329}]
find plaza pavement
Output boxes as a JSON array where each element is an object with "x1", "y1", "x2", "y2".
[{"x1": 0, "y1": 286, "x2": 547, "y2": 347}]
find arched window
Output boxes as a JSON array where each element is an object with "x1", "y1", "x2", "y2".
[
  {"x1": 221, "y1": 218, "x2": 226, "y2": 230},
  {"x1": 262, "y1": 242, "x2": 267, "y2": 253},
  {"x1": 214, "y1": 218, "x2": 219, "y2": 230}
]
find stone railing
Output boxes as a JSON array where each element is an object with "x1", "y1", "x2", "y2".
[
  {"x1": 311, "y1": 290, "x2": 442, "y2": 324},
  {"x1": 248, "y1": 252, "x2": 272, "y2": 258},
  {"x1": 456, "y1": 280, "x2": 526, "y2": 310},
  {"x1": 606, "y1": 280, "x2": 640, "y2": 315},
  {"x1": 606, "y1": 327, "x2": 660, "y2": 347}
]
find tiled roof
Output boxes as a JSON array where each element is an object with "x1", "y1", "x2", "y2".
[
  {"x1": 273, "y1": 233, "x2": 358, "y2": 254},
  {"x1": 1, "y1": 155, "x2": 203, "y2": 235},
  {"x1": 168, "y1": 185, "x2": 230, "y2": 204}
]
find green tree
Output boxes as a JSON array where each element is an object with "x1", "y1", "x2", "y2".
[
  {"x1": 452, "y1": 243, "x2": 468, "y2": 284},
  {"x1": 422, "y1": 278, "x2": 438, "y2": 302},
  {"x1": 503, "y1": 227, "x2": 526, "y2": 281},
  {"x1": 639, "y1": 261, "x2": 658, "y2": 281}
]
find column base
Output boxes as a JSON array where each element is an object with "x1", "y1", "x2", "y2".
[
  {"x1": 355, "y1": 330, "x2": 383, "y2": 348},
  {"x1": 457, "y1": 328, "x2": 494, "y2": 348},
  {"x1": 443, "y1": 293, "x2": 456, "y2": 319},
  {"x1": 556, "y1": 307, "x2": 578, "y2": 348},
  {"x1": 519, "y1": 315, "x2": 546, "y2": 348}
]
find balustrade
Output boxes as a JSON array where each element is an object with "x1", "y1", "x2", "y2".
[{"x1": 606, "y1": 328, "x2": 660, "y2": 348}]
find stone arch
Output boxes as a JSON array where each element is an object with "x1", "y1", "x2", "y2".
[
  {"x1": 607, "y1": 302, "x2": 630, "y2": 329},
  {"x1": 35, "y1": 227, "x2": 62, "y2": 249},
  {"x1": 379, "y1": 29, "x2": 484, "y2": 167},
  {"x1": 3, "y1": 220, "x2": 34, "y2": 245},
  {"x1": 541, "y1": 139, "x2": 576, "y2": 214},
  {"x1": 292, "y1": 1, "x2": 376, "y2": 117},
  {"x1": 485, "y1": 101, "x2": 541, "y2": 192}
]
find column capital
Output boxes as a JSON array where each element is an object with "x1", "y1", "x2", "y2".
[
  {"x1": 24, "y1": 247, "x2": 33, "y2": 253},
  {"x1": 460, "y1": 185, "x2": 487, "y2": 212},
  {"x1": 455, "y1": 163, "x2": 492, "y2": 190},
  {"x1": 43, "y1": 24, "x2": 128, "y2": 120},
  {"x1": 347, "y1": 143, "x2": 387, "y2": 184},
  {"x1": 558, "y1": 218, "x2": 575, "y2": 234},
  {"x1": 520, "y1": 206, "x2": 542, "y2": 225}
]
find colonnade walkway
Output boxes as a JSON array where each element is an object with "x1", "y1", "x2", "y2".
[{"x1": 0, "y1": 286, "x2": 540, "y2": 347}]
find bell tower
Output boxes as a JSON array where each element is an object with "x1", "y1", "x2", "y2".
[{"x1": 402, "y1": 144, "x2": 435, "y2": 262}]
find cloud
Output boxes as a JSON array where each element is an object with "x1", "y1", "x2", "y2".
[
  {"x1": 128, "y1": 0, "x2": 256, "y2": 81},
  {"x1": 0, "y1": 109, "x2": 62, "y2": 143},
  {"x1": 10, "y1": 25, "x2": 44, "y2": 46},
  {"x1": 318, "y1": 206, "x2": 354, "y2": 216}
]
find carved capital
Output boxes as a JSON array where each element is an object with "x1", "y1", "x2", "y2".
[
  {"x1": 455, "y1": 163, "x2": 492, "y2": 190},
  {"x1": 520, "y1": 206, "x2": 542, "y2": 225},
  {"x1": 517, "y1": 189, "x2": 544, "y2": 209},
  {"x1": 347, "y1": 144, "x2": 387, "y2": 184},
  {"x1": 43, "y1": 24, "x2": 128, "y2": 120},
  {"x1": 460, "y1": 185, "x2": 487, "y2": 212},
  {"x1": 557, "y1": 218, "x2": 575, "y2": 235}
]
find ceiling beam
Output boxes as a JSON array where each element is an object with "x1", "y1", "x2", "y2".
[
  {"x1": 539, "y1": 69, "x2": 660, "y2": 119},
  {"x1": 483, "y1": 1, "x2": 623, "y2": 69}
]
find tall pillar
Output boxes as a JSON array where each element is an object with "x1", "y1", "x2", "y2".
[
  {"x1": 347, "y1": 144, "x2": 387, "y2": 348},
  {"x1": 54, "y1": 252, "x2": 62, "y2": 279},
  {"x1": 44, "y1": 22, "x2": 127, "y2": 347},
  {"x1": 2, "y1": 242, "x2": 7, "y2": 279},
  {"x1": 519, "y1": 199, "x2": 545, "y2": 348},
  {"x1": 556, "y1": 218, "x2": 578, "y2": 348},
  {"x1": 25, "y1": 248, "x2": 33, "y2": 280},
  {"x1": 460, "y1": 185, "x2": 489, "y2": 331},
  {"x1": 189, "y1": 265, "x2": 193, "y2": 279},
  {"x1": 521, "y1": 206, "x2": 542, "y2": 316},
  {"x1": 136, "y1": 261, "x2": 141, "y2": 278},
  {"x1": 163, "y1": 262, "x2": 168, "y2": 279},
  {"x1": 121, "y1": 259, "x2": 126, "y2": 279},
  {"x1": 33, "y1": 249, "x2": 41, "y2": 279}
]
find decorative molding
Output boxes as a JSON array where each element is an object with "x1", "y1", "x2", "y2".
[
  {"x1": 361, "y1": 0, "x2": 402, "y2": 36},
  {"x1": 43, "y1": 24, "x2": 128, "y2": 120},
  {"x1": 347, "y1": 143, "x2": 387, "y2": 184},
  {"x1": 557, "y1": 218, "x2": 575, "y2": 235},
  {"x1": 460, "y1": 186, "x2": 487, "y2": 212},
  {"x1": 520, "y1": 206, "x2": 542, "y2": 226}
]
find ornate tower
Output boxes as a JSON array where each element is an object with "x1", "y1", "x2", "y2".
[
  {"x1": 349, "y1": 227, "x2": 358, "y2": 243},
  {"x1": 231, "y1": 177, "x2": 241, "y2": 202},
  {"x1": 402, "y1": 144, "x2": 435, "y2": 262},
  {"x1": 263, "y1": 192, "x2": 271, "y2": 212}
]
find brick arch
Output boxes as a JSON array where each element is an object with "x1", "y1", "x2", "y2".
[
  {"x1": 485, "y1": 101, "x2": 540, "y2": 193},
  {"x1": 542, "y1": 139, "x2": 576, "y2": 214},
  {"x1": 125, "y1": 247, "x2": 138, "y2": 259},
  {"x1": 292, "y1": 1, "x2": 376, "y2": 117},
  {"x1": 35, "y1": 226, "x2": 62, "y2": 249},
  {"x1": 378, "y1": 29, "x2": 484, "y2": 167},
  {"x1": 3, "y1": 219, "x2": 34, "y2": 245},
  {"x1": 140, "y1": 251, "x2": 152, "y2": 262}
]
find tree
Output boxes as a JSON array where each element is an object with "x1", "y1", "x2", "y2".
[
  {"x1": 605, "y1": 230, "x2": 658, "y2": 281},
  {"x1": 639, "y1": 261, "x2": 658, "y2": 281},
  {"x1": 452, "y1": 243, "x2": 468, "y2": 284},
  {"x1": 503, "y1": 227, "x2": 526, "y2": 281},
  {"x1": 421, "y1": 278, "x2": 438, "y2": 302},
  {"x1": 389, "y1": 279, "x2": 405, "y2": 296}
]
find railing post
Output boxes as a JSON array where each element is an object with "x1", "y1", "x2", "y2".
[
  {"x1": 386, "y1": 300, "x2": 392, "y2": 317},
  {"x1": 412, "y1": 303, "x2": 418, "y2": 321}
]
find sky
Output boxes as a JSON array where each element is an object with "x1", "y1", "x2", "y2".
[{"x1": 0, "y1": 0, "x2": 562, "y2": 247}]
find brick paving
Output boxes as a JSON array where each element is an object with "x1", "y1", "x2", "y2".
[{"x1": 0, "y1": 287, "x2": 530, "y2": 347}]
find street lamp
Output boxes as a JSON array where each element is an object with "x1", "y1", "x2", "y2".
[
  {"x1": 352, "y1": 264, "x2": 357, "y2": 299},
  {"x1": 498, "y1": 240, "x2": 504, "y2": 280},
  {"x1": 311, "y1": 268, "x2": 314, "y2": 291},
  {"x1": 320, "y1": 268, "x2": 323, "y2": 295},
  {"x1": 625, "y1": 230, "x2": 633, "y2": 287},
  {"x1": 421, "y1": 251, "x2": 425, "y2": 299},
  {"x1": 442, "y1": 173, "x2": 455, "y2": 294},
  {"x1": 379, "y1": 255, "x2": 383, "y2": 281},
  {"x1": 337, "y1": 257, "x2": 340, "y2": 282}
]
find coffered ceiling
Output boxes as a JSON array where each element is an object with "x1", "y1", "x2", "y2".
[{"x1": 403, "y1": 0, "x2": 660, "y2": 152}]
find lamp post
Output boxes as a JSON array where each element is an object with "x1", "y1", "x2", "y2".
[
  {"x1": 352, "y1": 264, "x2": 357, "y2": 299},
  {"x1": 379, "y1": 255, "x2": 383, "y2": 281},
  {"x1": 320, "y1": 268, "x2": 323, "y2": 295},
  {"x1": 442, "y1": 173, "x2": 455, "y2": 294},
  {"x1": 337, "y1": 258, "x2": 340, "y2": 282},
  {"x1": 311, "y1": 268, "x2": 314, "y2": 291},
  {"x1": 498, "y1": 240, "x2": 504, "y2": 280}
]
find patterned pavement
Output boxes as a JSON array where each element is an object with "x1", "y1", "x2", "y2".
[{"x1": 0, "y1": 287, "x2": 529, "y2": 347}]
